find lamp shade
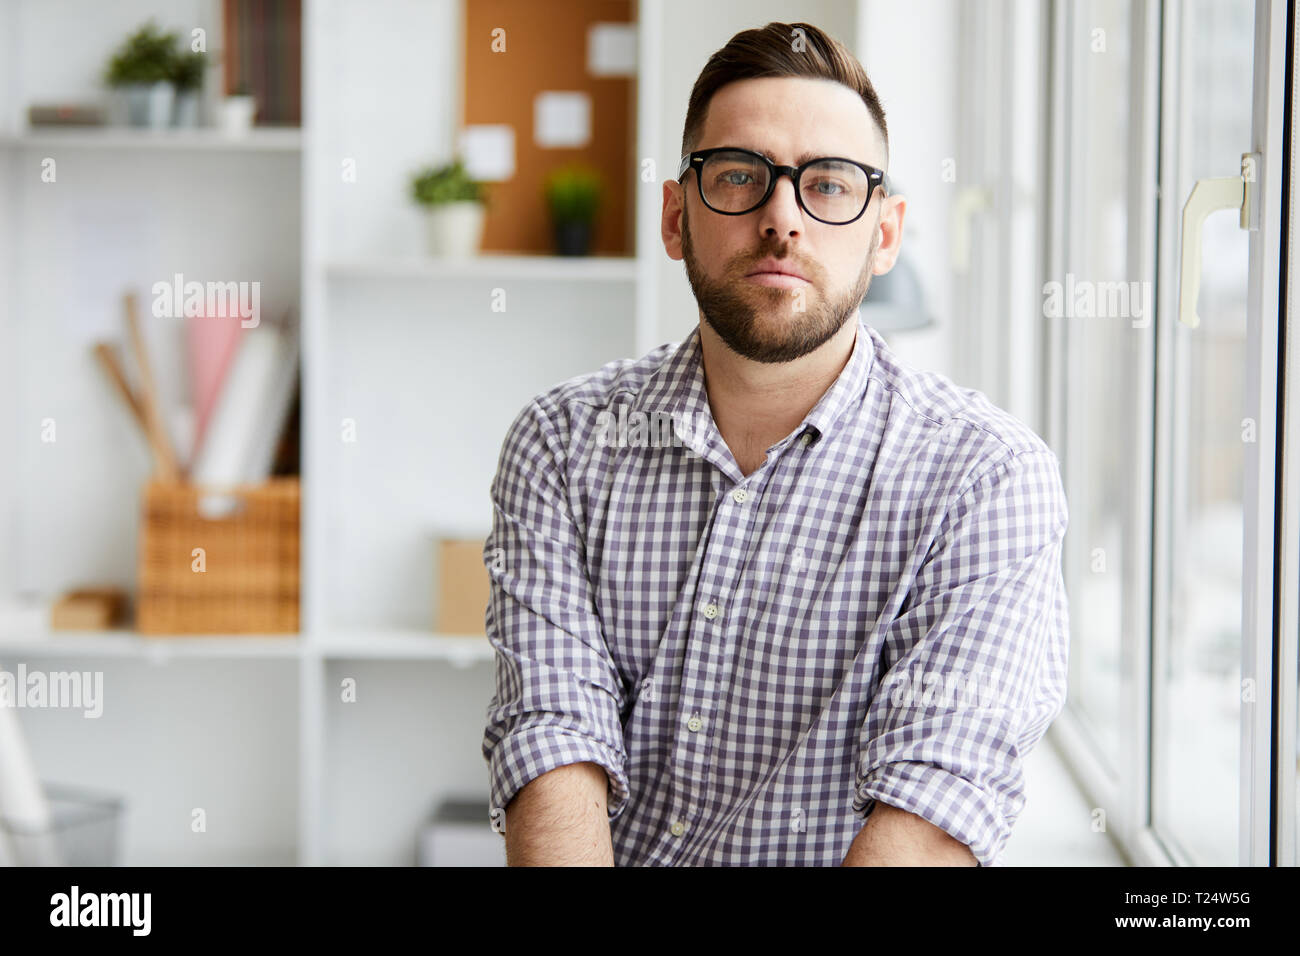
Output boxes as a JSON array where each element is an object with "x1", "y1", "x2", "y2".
[{"x1": 860, "y1": 252, "x2": 934, "y2": 333}]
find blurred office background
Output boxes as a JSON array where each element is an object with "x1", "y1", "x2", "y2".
[{"x1": 0, "y1": 0, "x2": 1295, "y2": 867}]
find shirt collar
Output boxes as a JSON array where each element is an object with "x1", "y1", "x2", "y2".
[
  {"x1": 639, "y1": 313, "x2": 876, "y2": 456},
  {"x1": 799, "y1": 314, "x2": 876, "y2": 442}
]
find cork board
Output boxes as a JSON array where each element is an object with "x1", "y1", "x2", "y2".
[{"x1": 462, "y1": 0, "x2": 637, "y2": 255}]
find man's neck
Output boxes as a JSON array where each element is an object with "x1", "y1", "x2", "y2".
[{"x1": 698, "y1": 316, "x2": 859, "y2": 474}]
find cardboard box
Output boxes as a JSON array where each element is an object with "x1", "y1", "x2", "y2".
[
  {"x1": 51, "y1": 589, "x2": 127, "y2": 630},
  {"x1": 435, "y1": 538, "x2": 491, "y2": 635}
]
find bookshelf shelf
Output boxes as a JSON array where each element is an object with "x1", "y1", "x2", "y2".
[
  {"x1": 324, "y1": 254, "x2": 638, "y2": 283},
  {"x1": 315, "y1": 629, "x2": 494, "y2": 665},
  {"x1": 0, "y1": 127, "x2": 303, "y2": 151},
  {"x1": 0, "y1": 628, "x2": 493, "y2": 665},
  {"x1": 0, "y1": 629, "x2": 302, "y2": 660}
]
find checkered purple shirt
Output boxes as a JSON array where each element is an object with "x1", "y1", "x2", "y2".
[{"x1": 481, "y1": 316, "x2": 1069, "y2": 866}]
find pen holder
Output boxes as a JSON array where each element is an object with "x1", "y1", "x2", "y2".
[{"x1": 136, "y1": 478, "x2": 300, "y2": 634}]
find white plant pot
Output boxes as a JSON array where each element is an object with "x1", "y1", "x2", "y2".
[
  {"x1": 424, "y1": 202, "x2": 486, "y2": 257},
  {"x1": 121, "y1": 82, "x2": 175, "y2": 129},
  {"x1": 220, "y1": 95, "x2": 257, "y2": 135},
  {"x1": 172, "y1": 90, "x2": 200, "y2": 127}
]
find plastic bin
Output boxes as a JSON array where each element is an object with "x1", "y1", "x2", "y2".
[{"x1": 0, "y1": 783, "x2": 125, "y2": 866}]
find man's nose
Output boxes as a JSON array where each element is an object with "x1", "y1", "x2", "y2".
[{"x1": 756, "y1": 173, "x2": 804, "y2": 237}]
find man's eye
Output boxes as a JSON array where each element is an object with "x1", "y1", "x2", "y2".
[
  {"x1": 716, "y1": 170, "x2": 755, "y2": 186},
  {"x1": 808, "y1": 179, "x2": 847, "y2": 195}
]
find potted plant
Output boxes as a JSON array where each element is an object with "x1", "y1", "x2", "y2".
[
  {"x1": 169, "y1": 50, "x2": 206, "y2": 127},
  {"x1": 104, "y1": 21, "x2": 179, "y2": 129},
  {"x1": 411, "y1": 160, "x2": 487, "y2": 257},
  {"x1": 543, "y1": 164, "x2": 603, "y2": 256},
  {"x1": 220, "y1": 83, "x2": 257, "y2": 135}
]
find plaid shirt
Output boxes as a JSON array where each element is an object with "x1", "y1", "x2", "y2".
[{"x1": 481, "y1": 316, "x2": 1069, "y2": 866}]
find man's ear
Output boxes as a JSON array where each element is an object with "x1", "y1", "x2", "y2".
[
  {"x1": 871, "y1": 195, "x2": 906, "y2": 275},
  {"x1": 662, "y1": 180, "x2": 685, "y2": 262}
]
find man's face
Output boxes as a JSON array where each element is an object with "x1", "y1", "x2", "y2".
[{"x1": 664, "y1": 76, "x2": 903, "y2": 364}]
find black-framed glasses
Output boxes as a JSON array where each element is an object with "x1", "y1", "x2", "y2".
[{"x1": 677, "y1": 146, "x2": 889, "y2": 225}]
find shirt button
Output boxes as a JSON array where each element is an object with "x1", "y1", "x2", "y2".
[
  {"x1": 702, "y1": 602, "x2": 718, "y2": 620},
  {"x1": 670, "y1": 821, "x2": 687, "y2": 837},
  {"x1": 731, "y1": 488, "x2": 748, "y2": 503},
  {"x1": 801, "y1": 432, "x2": 815, "y2": 447},
  {"x1": 686, "y1": 715, "x2": 703, "y2": 732}
]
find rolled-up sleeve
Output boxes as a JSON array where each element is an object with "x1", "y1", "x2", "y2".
[
  {"x1": 480, "y1": 397, "x2": 630, "y2": 822},
  {"x1": 853, "y1": 449, "x2": 1070, "y2": 867}
]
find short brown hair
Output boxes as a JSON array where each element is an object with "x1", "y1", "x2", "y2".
[{"x1": 681, "y1": 22, "x2": 888, "y2": 167}]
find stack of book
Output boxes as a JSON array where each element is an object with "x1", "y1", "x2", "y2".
[
  {"x1": 223, "y1": 0, "x2": 302, "y2": 126},
  {"x1": 92, "y1": 293, "x2": 300, "y2": 491}
]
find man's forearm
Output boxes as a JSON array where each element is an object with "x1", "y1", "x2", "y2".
[
  {"x1": 504, "y1": 761, "x2": 615, "y2": 866},
  {"x1": 841, "y1": 800, "x2": 979, "y2": 866}
]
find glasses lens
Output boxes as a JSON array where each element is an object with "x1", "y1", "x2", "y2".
[
  {"x1": 800, "y1": 160, "x2": 871, "y2": 223},
  {"x1": 699, "y1": 150, "x2": 771, "y2": 213}
]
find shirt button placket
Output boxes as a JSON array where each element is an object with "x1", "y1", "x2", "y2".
[
  {"x1": 670, "y1": 472, "x2": 760, "y2": 859},
  {"x1": 670, "y1": 596, "x2": 720, "y2": 856}
]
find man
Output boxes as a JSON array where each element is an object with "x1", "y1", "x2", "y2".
[{"x1": 481, "y1": 21, "x2": 1068, "y2": 866}]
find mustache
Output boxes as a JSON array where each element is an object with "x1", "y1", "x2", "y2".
[{"x1": 733, "y1": 245, "x2": 816, "y2": 281}]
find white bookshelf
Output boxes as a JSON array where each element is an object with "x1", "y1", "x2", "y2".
[
  {"x1": 315, "y1": 630, "x2": 495, "y2": 665},
  {"x1": 0, "y1": 0, "x2": 670, "y2": 866},
  {"x1": 0, "y1": 630, "x2": 302, "y2": 660},
  {"x1": 324, "y1": 254, "x2": 639, "y2": 283},
  {"x1": 0, "y1": 629, "x2": 494, "y2": 664},
  {"x1": 0, "y1": 127, "x2": 303, "y2": 151}
]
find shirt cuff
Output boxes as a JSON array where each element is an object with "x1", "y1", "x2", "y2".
[
  {"x1": 853, "y1": 759, "x2": 1011, "y2": 867},
  {"x1": 488, "y1": 723, "x2": 631, "y2": 823}
]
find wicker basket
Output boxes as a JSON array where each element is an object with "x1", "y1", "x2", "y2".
[{"x1": 136, "y1": 478, "x2": 300, "y2": 634}]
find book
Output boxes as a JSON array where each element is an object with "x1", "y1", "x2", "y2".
[
  {"x1": 223, "y1": 0, "x2": 302, "y2": 125},
  {"x1": 187, "y1": 312, "x2": 245, "y2": 462},
  {"x1": 27, "y1": 103, "x2": 107, "y2": 126},
  {"x1": 189, "y1": 314, "x2": 299, "y2": 502}
]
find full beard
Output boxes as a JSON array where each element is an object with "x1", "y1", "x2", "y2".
[{"x1": 682, "y1": 203, "x2": 879, "y2": 364}]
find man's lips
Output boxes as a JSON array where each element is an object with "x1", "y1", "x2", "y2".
[
  {"x1": 744, "y1": 258, "x2": 808, "y2": 281},
  {"x1": 744, "y1": 260, "x2": 810, "y2": 289}
]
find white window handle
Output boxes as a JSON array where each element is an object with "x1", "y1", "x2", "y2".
[{"x1": 1178, "y1": 152, "x2": 1258, "y2": 328}]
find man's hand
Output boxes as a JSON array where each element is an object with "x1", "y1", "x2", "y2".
[
  {"x1": 504, "y1": 761, "x2": 615, "y2": 866},
  {"x1": 840, "y1": 801, "x2": 979, "y2": 866}
]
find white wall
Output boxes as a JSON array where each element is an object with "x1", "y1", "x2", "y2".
[
  {"x1": 320, "y1": 276, "x2": 634, "y2": 630},
  {"x1": 314, "y1": 0, "x2": 461, "y2": 260},
  {"x1": 856, "y1": 0, "x2": 959, "y2": 380}
]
